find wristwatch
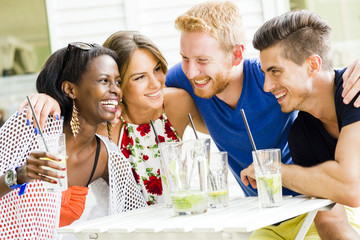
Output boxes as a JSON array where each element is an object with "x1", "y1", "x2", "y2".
[{"x1": 4, "y1": 167, "x2": 22, "y2": 189}]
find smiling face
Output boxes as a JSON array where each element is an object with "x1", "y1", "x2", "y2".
[
  {"x1": 74, "y1": 55, "x2": 121, "y2": 124},
  {"x1": 260, "y1": 44, "x2": 312, "y2": 113},
  {"x1": 180, "y1": 31, "x2": 233, "y2": 99},
  {"x1": 122, "y1": 49, "x2": 165, "y2": 111}
]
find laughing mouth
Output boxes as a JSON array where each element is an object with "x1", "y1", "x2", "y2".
[
  {"x1": 194, "y1": 78, "x2": 210, "y2": 85},
  {"x1": 274, "y1": 92, "x2": 286, "y2": 99},
  {"x1": 145, "y1": 90, "x2": 161, "y2": 97},
  {"x1": 101, "y1": 100, "x2": 118, "y2": 109}
]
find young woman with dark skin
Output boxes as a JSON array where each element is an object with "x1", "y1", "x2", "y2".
[{"x1": 0, "y1": 43, "x2": 145, "y2": 239}]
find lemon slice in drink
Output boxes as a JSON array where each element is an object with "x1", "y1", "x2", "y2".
[{"x1": 209, "y1": 190, "x2": 228, "y2": 199}]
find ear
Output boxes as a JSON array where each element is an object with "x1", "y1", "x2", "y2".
[
  {"x1": 61, "y1": 81, "x2": 76, "y2": 99},
  {"x1": 307, "y1": 54, "x2": 322, "y2": 77},
  {"x1": 233, "y1": 44, "x2": 244, "y2": 66}
]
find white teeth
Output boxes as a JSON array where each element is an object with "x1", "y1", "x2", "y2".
[
  {"x1": 194, "y1": 78, "x2": 210, "y2": 84},
  {"x1": 146, "y1": 91, "x2": 161, "y2": 97},
  {"x1": 275, "y1": 93, "x2": 286, "y2": 99},
  {"x1": 101, "y1": 100, "x2": 118, "y2": 108}
]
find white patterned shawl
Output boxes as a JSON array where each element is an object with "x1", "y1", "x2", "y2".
[
  {"x1": 0, "y1": 110, "x2": 63, "y2": 240},
  {"x1": 97, "y1": 134, "x2": 147, "y2": 215},
  {"x1": 0, "y1": 110, "x2": 146, "y2": 240}
]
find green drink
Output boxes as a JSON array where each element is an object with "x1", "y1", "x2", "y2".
[
  {"x1": 208, "y1": 190, "x2": 229, "y2": 208},
  {"x1": 256, "y1": 173, "x2": 282, "y2": 207},
  {"x1": 171, "y1": 190, "x2": 208, "y2": 215}
]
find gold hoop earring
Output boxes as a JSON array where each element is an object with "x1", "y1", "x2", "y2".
[{"x1": 70, "y1": 100, "x2": 80, "y2": 138}]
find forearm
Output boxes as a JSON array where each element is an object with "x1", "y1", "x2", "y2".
[
  {"x1": 191, "y1": 108, "x2": 209, "y2": 135},
  {"x1": 282, "y1": 161, "x2": 359, "y2": 206},
  {"x1": 192, "y1": 117, "x2": 209, "y2": 134}
]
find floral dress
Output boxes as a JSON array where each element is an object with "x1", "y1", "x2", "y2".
[{"x1": 119, "y1": 112, "x2": 180, "y2": 205}]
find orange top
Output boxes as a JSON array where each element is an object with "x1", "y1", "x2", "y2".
[{"x1": 60, "y1": 186, "x2": 89, "y2": 227}]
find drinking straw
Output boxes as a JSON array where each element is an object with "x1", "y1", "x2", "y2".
[
  {"x1": 240, "y1": 109, "x2": 274, "y2": 203},
  {"x1": 187, "y1": 113, "x2": 199, "y2": 139},
  {"x1": 240, "y1": 109, "x2": 263, "y2": 171},
  {"x1": 153, "y1": 118, "x2": 182, "y2": 189},
  {"x1": 27, "y1": 96, "x2": 49, "y2": 152},
  {"x1": 27, "y1": 96, "x2": 63, "y2": 188},
  {"x1": 150, "y1": 119, "x2": 160, "y2": 144},
  {"x1": 188, "y1": 113, "x2": 215, "y2": 189}
]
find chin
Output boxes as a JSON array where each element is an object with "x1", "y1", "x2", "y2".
[
  {"x1": 280, "y1": 105, "x2": 293, "y2": 113},
  {"x1": 103, "y1": 113, "x2": 116, "y2": 121},
  {"x1": 194, "y1": 89, "x2": 215, "y2": 99}
]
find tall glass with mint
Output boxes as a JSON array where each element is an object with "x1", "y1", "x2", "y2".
[
  {"x1": 252, "y1": 149, "x2": 282, "y2": 208},
  {"x1": 208, "y1": 151, "x2": 229, "y2": 208},
  {"x1": 160, "y1": 139, "x2": 210, "y2": 215}
]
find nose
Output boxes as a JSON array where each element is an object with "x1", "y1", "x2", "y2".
[
  {"x1": 110, "y1": 80, "x2": 122, "y2": 99},
  {"x1": 263, "y1": 75, "x2": 276, "y2": 93},
  {"x1": 148, "y1": 74, "x2": 162, "y2": 88},
  {"x1": 184, "y1": 61, "x2": 200, "y2": 79}
]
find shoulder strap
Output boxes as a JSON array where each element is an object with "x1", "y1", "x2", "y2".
[
  {"x1": 120, "y1": 115, "x2": 126, "y2": 124},
  {"x1": 86, "y1": 136, "x2": 101, "y2": 187}
]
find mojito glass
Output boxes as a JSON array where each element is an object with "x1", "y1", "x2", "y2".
[
  {"x1": 208, "y1": 151, "x2": 229, "y2": 208},
  {"x1": 252, "y1": 149, "x2": 282, "y2": 208},
  {"x1": 160, "y1": 139, "x2": 210, "y2": 215}
]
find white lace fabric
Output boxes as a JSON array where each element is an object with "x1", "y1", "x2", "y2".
[
  {"x1": 97, "y1": 134, "x2": 147, "y2": 214},
  {"x1": 0, "y1": 109, "x2": 63, "y2": 240},
  {"x1": 0, "y1": 110, "x2": 146, "y2": 240}
]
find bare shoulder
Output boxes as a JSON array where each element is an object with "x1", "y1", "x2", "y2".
[
  {"x1": 164, "y1": 87, "x2": 194, "y2": 109},
  {"x1": 164, "y1": 87, "x2": 191, "y2": 99}
]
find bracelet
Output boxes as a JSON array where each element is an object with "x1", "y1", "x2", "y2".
[
  {"x1": 7, "y1": 166, "x2": 29, "y2": 196},
  {"x1": 18, "y1": 182, "x2": 28, "y2": 196}
]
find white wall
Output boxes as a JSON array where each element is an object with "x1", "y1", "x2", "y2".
[{"x1": 46, "y1": 0, "x2": 290, "y2": 67}]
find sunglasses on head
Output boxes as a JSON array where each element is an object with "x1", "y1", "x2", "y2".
[
  {"x1": 66, "y1": 42, "x2": 100, "y2": 52},
  {"x1": 59, "y1": 42, "x2": 101, "y2": 79}
]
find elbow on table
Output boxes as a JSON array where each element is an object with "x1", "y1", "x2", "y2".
[{"x1": 339, "y1": 182, "x2": 360, "y2": 207}]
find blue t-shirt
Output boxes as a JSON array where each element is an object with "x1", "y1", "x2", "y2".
[
  {"x1": 289, "y1": 68, "x2": 360, "y2": 166},
  {"x1": 166, "y1": 59, "x2": 298, "y2": 196}
]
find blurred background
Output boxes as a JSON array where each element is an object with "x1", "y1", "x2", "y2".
[{"x1": 0, "y1": 0, "x2": 359, "y2": 123}]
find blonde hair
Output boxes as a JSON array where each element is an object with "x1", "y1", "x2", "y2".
[{"x1": 175, "y1": 1, "x2": 246, "y2": 52}]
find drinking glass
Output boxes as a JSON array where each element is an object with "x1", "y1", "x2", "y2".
[
  {"x1": 252, "y1": 148, "x2": 282, "y2": 208},
  {"x1": 160, "y1": 138, "x2": 210, "y2": 215},
  {"x1": 37, "y1": 133, "x2": 68, "y2": 192},
  {"x1": 208, "y1": 151, "x2": 229, "y2": 208}
]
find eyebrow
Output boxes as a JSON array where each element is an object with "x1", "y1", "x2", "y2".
[
  {"x1": 129, "y1": 61, "x2": 161, "y2": 78},
  {"x1": 99, "y1": 73, "x2": 120, "y2": 79},
  {"x1": 263, "y1": 66, "x2": 281, "y2": 73},
  {"x1": 180, "y1": 52, "x2": 210, "y2": 59}
]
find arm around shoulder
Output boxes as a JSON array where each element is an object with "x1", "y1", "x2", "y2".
[{"x1": 164, "y1": 88, "x2": 208, "y2": 137}]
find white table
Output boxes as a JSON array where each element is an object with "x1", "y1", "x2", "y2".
[{"x1": 58, "y1": 196, "x2": 334, "y2": 240}]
